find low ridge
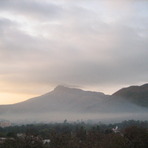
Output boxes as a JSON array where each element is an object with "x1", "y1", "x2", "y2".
[{"x1": 112, "y1": 83, "x2": 148, "y2": 107}]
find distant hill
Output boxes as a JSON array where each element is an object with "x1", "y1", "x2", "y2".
[
  {"x1": 14, "y1": 85, "x2": 108, "y2": 113},
  {"x1": 0, "y1": 84, "x2": 147, "y2": 123},
  {"x1": 112, "y1": 84, "x2": 148, "y2": 107}
]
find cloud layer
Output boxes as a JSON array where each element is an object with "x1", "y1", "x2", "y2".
[{"x1": 0, "y1": 0, "x2": 148, "y2": 103}]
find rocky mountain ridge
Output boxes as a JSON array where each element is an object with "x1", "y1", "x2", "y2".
[{"x1": 0, "y1": 84, "x2": 147, "y2": 123}]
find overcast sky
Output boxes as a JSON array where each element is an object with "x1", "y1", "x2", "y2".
[{"x1": 0, "y1": 0, "x2": 148, "y2": 104}]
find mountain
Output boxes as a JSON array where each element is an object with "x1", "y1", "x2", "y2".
[
  {"x1": 14, "y1": 85, "x2": 108, "y2": 113},
  {"x1": 0, "y1": 84, "x2": 147, "y2": 123},
  {"x1": 0, "y1": 86, "x2": 109, "y2": 122},
  {"x1": 112, "y1": 84, "x2": 148, "y2": 107}
]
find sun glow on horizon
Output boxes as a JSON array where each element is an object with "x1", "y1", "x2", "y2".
[
  {"x1": 0, "y1": 85, "x2": 119, "y2": 105},
  {"x1": 0, "y1": 92, "x2": 37, "y2": 105},
  {"x1": 0, "y1": 81, "x2": 147, "y2": 105}
]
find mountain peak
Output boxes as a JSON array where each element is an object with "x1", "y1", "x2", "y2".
[
  {"x1": 53, "y1": 85, "x2": 80, "y2": 93},
  {"x1": 54, "y1": 85, "x2": 71, "y2": 91},
  {"x1": 54, "y1": 85, "x2": 67, "y2": 90},
  {"x1": 53, "y1": 85, "x2": 106, "y2": 96}
]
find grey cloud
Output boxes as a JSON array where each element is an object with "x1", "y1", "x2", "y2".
[
  {"x1": 0, "y1": 18, "x2": 53, "y2": 59},
  {"x1": 0, "y1": 18, "x2": 18, "y2": 36},
  {"x1": 0, "y1": 0, "x2": 148, "y2": 96},
  {"x1": 0, "y1": 0, "x2": 63, "y2": 21}
]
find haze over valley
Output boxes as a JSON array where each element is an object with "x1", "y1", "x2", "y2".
[{"x1": 0, "y1": 84, "x2": 147, "y2": 123}]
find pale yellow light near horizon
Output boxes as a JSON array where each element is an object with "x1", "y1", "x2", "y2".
[
  {"x1": 0, "y1": 84, "x2": 124, "y2": 105},
  {"x1": 0, "y1": 93, "x2": 36, "y2": 105},
  {"x1": 1, "y1": 81, "x2": 145, "y2": 105},
  {"x1": 0, "y1": 81, "x2": 54, "y2": 105}
]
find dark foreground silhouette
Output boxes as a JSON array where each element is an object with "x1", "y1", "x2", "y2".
[{"x1": 0, "y1": 120, "x2": 148, "y2": 148}]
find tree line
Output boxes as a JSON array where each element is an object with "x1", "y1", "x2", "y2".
[{"x1": 0, "y1": 120, "x2": 148, "y2": 148}]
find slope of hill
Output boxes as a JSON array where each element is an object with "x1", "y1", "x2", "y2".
[
  {"x1": 112, "y1": 84, "x2": 148, "y2": 107},
  {"x1": 0, "y1": 84, "x2": 147, "y2": 123},
  {"x1": 12, "y1": 85, "x2": 108, "y2": 113}
]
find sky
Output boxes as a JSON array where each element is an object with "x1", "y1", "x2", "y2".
[{"x1": 0, "y1": 0, "x2": 148, "y2": 104}]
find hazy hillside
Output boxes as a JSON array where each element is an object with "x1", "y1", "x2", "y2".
[
  {"x1": 0, "y1": 84, "x2": 148, "y2": 123},
  {"x1": 112, "y1": 84, "x2": 148, "y2": 107},
  {"x1": 11, "y1": 85, "x2": 108, "y2": 113}
]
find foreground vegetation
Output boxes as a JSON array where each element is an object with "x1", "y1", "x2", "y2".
[{"x1": 0, "y1": 120, "x2": 148, "y2": 148}]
